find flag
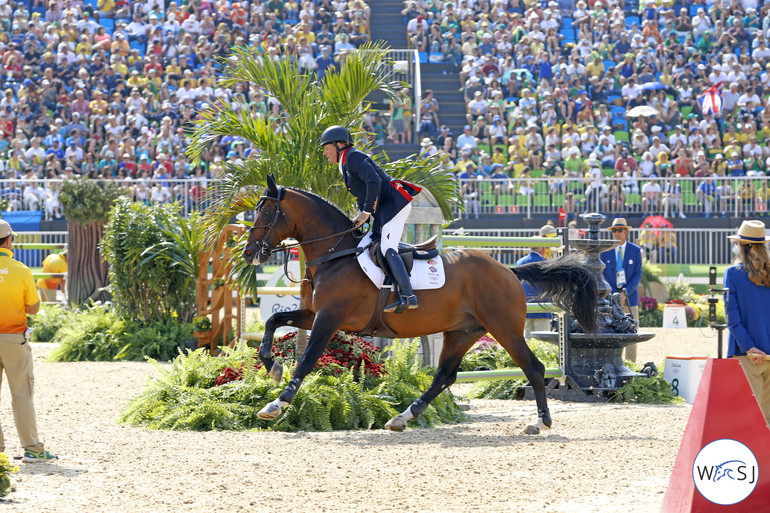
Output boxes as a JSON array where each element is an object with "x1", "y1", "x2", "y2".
[
  {"x1": 699, "y1": 83, "x2": 723, "y2": 116},
  {"x1": 558, "y1": 207, "x2": 567, "y2": 226}
]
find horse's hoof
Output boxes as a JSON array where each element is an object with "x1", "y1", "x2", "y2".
[
  {"x1": 384, "y1": 415, "x2": 407, "y2": 432},
  {"x1": 524, "y1": 419, "x2": 550, "y2": 435},
  {"x1": 257, "y1": 401, "x2": 283, "y2": 420},
  {"x1": 268, "y1": 363, "x2": 283, "y2": 383}
]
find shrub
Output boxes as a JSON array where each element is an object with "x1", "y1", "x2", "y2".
[
  {"x1": 47, "y1": 304, "x2": 192, "y2": 362},
  {"x1": 101, "y1": 199, "x2": 203, "y2": 324},
  {"x1": 609, "y1": 375, "x2": 685, "y2": 404},
  {"x1": 666, "y1": 277, "x2": 697, "y2": 303},
  {"x1": 28, "y1": 304, "x2": 70, "y2": 342},
  {"x1": 119, "y1": 339, "x2": 465, "y2": 431}
]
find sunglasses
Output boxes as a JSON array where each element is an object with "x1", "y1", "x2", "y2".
[{"x1": 611, "y1": 228, "x2": 628, "y2": 233}]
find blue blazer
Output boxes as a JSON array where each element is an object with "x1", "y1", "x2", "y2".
[
  {"x1": 340, "y1": 148, "x2": 420, "y2": 234},
  {"x1": 515, "y1": 251, "x2": 550, "y2": 319},
  {"x1": 600, "y1": 242, "x2": 643, "y2": 306},
  {"x1": 724, "y1": 264, "x2": 770, "y2": 357}
]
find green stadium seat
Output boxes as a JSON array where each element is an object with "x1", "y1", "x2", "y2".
[{"x1": 614, "y1": 131, "x2": 629, "y2": 142}]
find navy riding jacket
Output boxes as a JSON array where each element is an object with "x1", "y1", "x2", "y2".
[{"x1": 339, "y1": 148, "x2": 421, "y2": 234}]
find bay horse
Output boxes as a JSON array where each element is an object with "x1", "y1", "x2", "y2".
[{"x1": 243, "y1": 175, "x2": 597, "y2": 433}]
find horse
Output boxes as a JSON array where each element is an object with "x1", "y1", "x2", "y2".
[{"x1": 242, "y1": 175, "x2": 597, "y2": 433}]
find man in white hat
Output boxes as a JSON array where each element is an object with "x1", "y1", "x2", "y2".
[
  {"x1": 516, "y1": 224, "x2": 559, "y2": 339},
  {"x1": 0, "y1": 220, "x2": 57, "y2": 462},
  {"x1": 599, "y1": 218, "x2": 643, "y2": 361},
  {"x1": 724, "y1": 220, "x2": 770, "y2": 424}
]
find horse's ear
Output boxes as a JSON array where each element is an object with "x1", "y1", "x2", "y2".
[{"x1": 266, "y1": 174, "x2": 278, "y2": 195}]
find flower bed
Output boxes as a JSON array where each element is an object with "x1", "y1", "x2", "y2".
[{"x1": 120, "y1": 337, "x2": 464, "y2": 432}]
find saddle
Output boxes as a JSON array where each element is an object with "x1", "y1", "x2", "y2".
[{"x1": 367, "y1": 235, "x2": 439, "y2": 273}]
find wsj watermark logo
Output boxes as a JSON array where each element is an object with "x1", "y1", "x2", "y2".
[{"x1": 693, "y1": 439, "x2": 758, "y2": 505}]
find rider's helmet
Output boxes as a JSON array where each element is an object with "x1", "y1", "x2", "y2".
[{"x1": 318, "y1": 125, "x2": 353, "y2": 148}]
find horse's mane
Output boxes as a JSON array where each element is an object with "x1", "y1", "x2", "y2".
[{"x1": 286, "y1": 186, "x2": 351, "y2": 228}]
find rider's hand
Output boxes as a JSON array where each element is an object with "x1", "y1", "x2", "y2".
[
  {"x1": 353, "y1": 211, "x2": 370, "y2": 227},
  {"x1": 747, "y1": 347, "x2": 767, "y2": 364}
]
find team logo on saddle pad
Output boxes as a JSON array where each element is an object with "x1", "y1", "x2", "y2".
[{"x1": 356, "y1": 233, "x2": 446, "y2": 290}]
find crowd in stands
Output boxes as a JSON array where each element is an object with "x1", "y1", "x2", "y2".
[
  {"x1": 0, "y1": 0, "x2": 372, "y2": 218},
  {"x1": 404, "y1": 0, "x2": 770, "y2": 219}
]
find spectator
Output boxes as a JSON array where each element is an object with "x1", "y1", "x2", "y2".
[
  {"x1": 515, "y1": 224, "x2": 558, "y2": 339},
  {"x1": 600, "y1": 218, "x2": 643, "y2": 362},
  {"x1": 723, "y1": 220, "x2": 770, "y2": 425}
]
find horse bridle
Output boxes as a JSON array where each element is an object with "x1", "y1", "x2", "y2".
[
  {"x1": 248, "y1": 186, "x2": 367, "y2": 264},
  {"x1": 249, "y1": 191, "x2": 291, "y2": 260}
]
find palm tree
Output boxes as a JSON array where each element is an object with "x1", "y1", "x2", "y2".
[{"x1": 186, "y1": 42, "x2": 462, "y2": 352}]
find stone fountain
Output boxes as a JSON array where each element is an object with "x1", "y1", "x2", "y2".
[{"x1": 530, "y1": 213, "x2": 655, "y2": 397}]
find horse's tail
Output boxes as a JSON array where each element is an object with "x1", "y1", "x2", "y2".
[{"x1": 511, "y1": 252, "x2": 598, "y2": 333}]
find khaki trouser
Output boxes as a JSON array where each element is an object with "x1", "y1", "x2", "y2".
[
  {"x1": 737, "y1": 355, "x2": 770, "y2": 426},
  {"x1": 38, "y1": 288, "x2": 57, "y2": 303},
  {"x1": 624, "y1": 305, "x2": 640, "y2": 363},
  {"x1": 0, "y1": 333, "x2": 43, "y2": 452}
]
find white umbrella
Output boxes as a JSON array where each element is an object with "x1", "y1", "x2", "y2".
[{"x1": 626, "y1": 105, "x2": 659, "y2": 118}]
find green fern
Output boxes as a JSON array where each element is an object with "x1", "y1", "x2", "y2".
[{"x1": 120, "y1": 338, "x2": 464, "y2": 432}]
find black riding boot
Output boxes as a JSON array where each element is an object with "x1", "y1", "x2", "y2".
[{"x1": 383, "y1": 249, "x2": 418, "y2": 313}]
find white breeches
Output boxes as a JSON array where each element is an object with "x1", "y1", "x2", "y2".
[{"x1": 379, "y1": 202, "x2": 411, "y2": 256}]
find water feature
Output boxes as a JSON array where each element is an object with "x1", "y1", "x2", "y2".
[{"x1": 531, "y1": 213, "x2": 655, "y2": 394}]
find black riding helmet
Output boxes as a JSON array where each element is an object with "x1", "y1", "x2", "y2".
[{"x1": 318, "y1": 125, "x2": 353, "y2": 148}]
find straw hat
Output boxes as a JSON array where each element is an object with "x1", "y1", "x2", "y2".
[
  {"x1": 608, "y1": 217, "x2": 632, "y2": 230},
  {"x1": 420, "y1": 137, "x2": 432, "y2": 147},
  {"x1": 0, "y1": 219, "x2": 15, "y2": 238},
  {"x1": 539, "y1": 224, "x2": 558, "y2": 237},
  {"x1": 727, "y1": 220, "x2": 770, "y2": 244}
]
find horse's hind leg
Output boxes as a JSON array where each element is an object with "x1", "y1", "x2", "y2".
[
  {"x1": 385, "y1": 330, "x2": 481, "y2": 432},
  {"x1": 260, "y1": 309, "x2": 315, "y2": 383},
  {"x1": 493, "y1": 332, "x2": 551, "y2": 434}
]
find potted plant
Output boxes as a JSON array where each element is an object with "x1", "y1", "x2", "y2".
[{"x1": 192, "y1": 315, "x2": 212, "y2": 334}]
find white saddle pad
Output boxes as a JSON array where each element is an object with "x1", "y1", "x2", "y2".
[{"x1": 356, "y1": 232, "x2": 446, "y2": 290}]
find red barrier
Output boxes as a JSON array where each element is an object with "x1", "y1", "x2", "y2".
[{"x1": 662, "y1": 358, "x2": 770, "y2": 512}]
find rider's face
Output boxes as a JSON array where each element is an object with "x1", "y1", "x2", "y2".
[{"x1": 322, "y1": 142, "x2": 338, "y2": 164}]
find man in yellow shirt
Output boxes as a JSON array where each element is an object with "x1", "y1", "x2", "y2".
[
  {"x1": 0, "y1": 220, "x2": 56, "y2": 463},
  {"x1": 37, "y1": 250, "x2": 67, "y2": 303}
]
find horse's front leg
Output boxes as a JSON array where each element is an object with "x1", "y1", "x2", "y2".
[
  {"x1": 259, "y1": 309, "x2": 315, "y2": 383},
  {"x1": 257, "y1": 311, "x2": 342, "y2": 420}
]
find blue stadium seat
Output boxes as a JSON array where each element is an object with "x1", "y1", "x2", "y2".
[
  {"x1": 129, "y1": 39, "x2": 143, "y2": 52},
  {"x1": 689, "y1": 4, "x2": 699, "y2": 16},
  {"x1": 561, "y1": 17, "x2": 573, "y2": 28},
  {"x1": 84, "y1": 0, "x2": 97, "y2": 7},
  {"x1": 417, "y1": 51, "x2": 428, "y2": 64},
  {"x1": 99, "y1": 18, "x2": 114, "y2": 32},
  {"x1": 603, "y1": 60, "x2": 616, "y2": 70}
]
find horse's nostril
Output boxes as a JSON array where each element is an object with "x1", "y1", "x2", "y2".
[{"x1": 244, "y1": 249, "x2": 252, "y2": 257}]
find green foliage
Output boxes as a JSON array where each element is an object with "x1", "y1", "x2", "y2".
[
  {"x1": 458, "y1": 336, "x2": 558, "y2": 400},
  {"x1": 609, "y1": 375, "x2": 686, "y2": 404},
  {"x1": 459, "y1": 336, "x2": 559, "y2": 372},
  {"x1": 47, "y1": 303, "x2": 192, "y2": 362},
  {"x1": 101, "y1": 199, "x2": 201, "y2": 323},
  {"x1": 120, "y1": 339, "x2": 464, "y2": 431},
  {"x1": 192, "y1": 316, "x2": 212, "y2": 332},
  {"x1": 59, "y1": 177, "x2": 126, "y2": 227},
  {"x1": 639, "y1": 308, "x2": 663, "y2": 327},
  {"x1": 28, "y1": 304, "x2": 70, "y2": 342}
]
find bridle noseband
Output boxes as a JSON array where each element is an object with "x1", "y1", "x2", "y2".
[{"x1": 250, "y1": 186, "x2": 290, "y2": 259}]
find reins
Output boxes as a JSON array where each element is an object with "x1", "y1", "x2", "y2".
[{"x1": 250, "y1": 189, "x2": 370, "y2": 285}]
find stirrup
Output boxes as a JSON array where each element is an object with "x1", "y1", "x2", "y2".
[{"x1": 384, "y1": 295, "x2": 418, "y2": 314}]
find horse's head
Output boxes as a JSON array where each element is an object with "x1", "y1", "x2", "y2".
[{"x1": 243, "y1": 174, "x2": 290, "y2": 265}]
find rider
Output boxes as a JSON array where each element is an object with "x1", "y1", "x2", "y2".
[{"x1": 319, "y1": 125, "x2": 421, "y2": 312}]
